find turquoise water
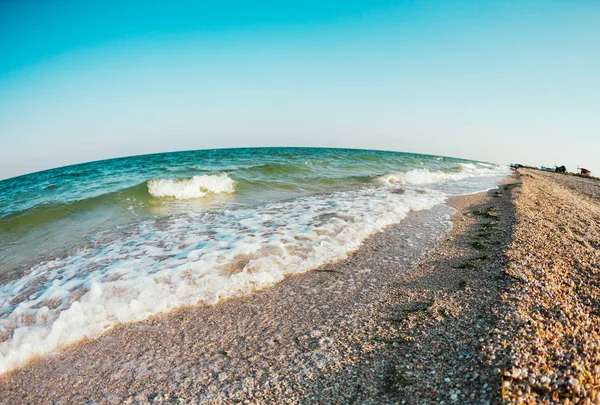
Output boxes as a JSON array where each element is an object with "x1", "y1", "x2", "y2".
[
  {"x1": 0, "y1": 147, "x2": 508, "y2": 373},
  {"x1": 1, "y1": 147, "x2": 462, "y2": 217},
  {"x1": 0, "y1": 148, "x2": 480, "y2": 267}
]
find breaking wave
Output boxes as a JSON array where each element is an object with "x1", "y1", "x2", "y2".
[
  {"x1": 147, "y1": 173, "x2": 236, "y2": 199},
  {"x1": 377, "y1": 163, "x2": 509, "y2": 186}
]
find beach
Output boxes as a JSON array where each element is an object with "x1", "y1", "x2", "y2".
[
  {"x1": 1, "y1": 167, "x2": 599, "y2": 403},
  {"x1": 0, "y1": 172, "x2": 514, "y2": 403},
  {"x1": 0, "y1": 149, "x2": 508, "y2": 375}
]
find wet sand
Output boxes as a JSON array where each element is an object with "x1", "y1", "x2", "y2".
[{"x1": 0, "y1": 199, "x2": 457, "y2": 404}]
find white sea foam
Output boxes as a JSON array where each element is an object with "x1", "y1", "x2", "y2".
[
  {"x1": 0, "y1": 186, "x2": 447, "y2": 373},
  {"x1": 377, "y1": 162, "x2": 509, "y2": 186},
  {"x1": 147, "y1": 173, "x2": 236, "y2": 199}
]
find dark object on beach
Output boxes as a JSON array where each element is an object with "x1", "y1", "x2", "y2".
[
  {"x1": 556, "y1": 165, "x2": 567, "y2": 173},
  {"x1": 314, "y1": 269, "x2": 343, "y2": 274},
  {"x1": 391, "y1": 188, "x2": 405, "y2": 194},
  {"x1": 510, "y1": 163, "x2": 524, "y2": 169},
  {"x1": 580, "y1": 168, "x2": 592, "y2": 176}
]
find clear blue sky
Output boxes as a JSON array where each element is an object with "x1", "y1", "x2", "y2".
[{"x1": 0, "y1": 0, "x2": 598, "y2": 179}]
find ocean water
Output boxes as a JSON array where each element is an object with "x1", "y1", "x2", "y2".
[{"x1": 0, "y1": 147, "x2": 509, "y2": 373}]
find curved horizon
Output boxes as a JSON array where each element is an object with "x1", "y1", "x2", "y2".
[{"x1": 0, "y1": 145, "x2": 484, "y2": 182}]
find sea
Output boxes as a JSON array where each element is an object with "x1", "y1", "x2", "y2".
[{"x1": 0, "y1": 147, "x2": 510, "y2": 373}]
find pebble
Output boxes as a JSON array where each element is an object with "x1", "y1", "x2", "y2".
[{"x1": 485, "y1": 170, "x2": 600, "y2": 403}]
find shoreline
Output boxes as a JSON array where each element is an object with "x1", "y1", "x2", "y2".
[
  {"x1": 7, "y1": 172, "x2": 580, "y2": 404},
  {"x1": 3, "y1": 169, "x2": 598, "y2": 403},
  {"x1": 0, "y1": 181, "x2": 516, "y2": 403}
]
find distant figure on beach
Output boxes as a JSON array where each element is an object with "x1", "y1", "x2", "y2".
[{"x1": 556, "y1": 165, "x2": 567, "y2": 173}]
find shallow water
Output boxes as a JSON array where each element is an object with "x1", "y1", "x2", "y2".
[{"x1": 0, "y1": 147, "x2": 509, "y2": 373}]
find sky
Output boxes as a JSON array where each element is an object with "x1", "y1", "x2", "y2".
[{"x1": 0, "y1": 0, "x2": 598, "y2": 179}]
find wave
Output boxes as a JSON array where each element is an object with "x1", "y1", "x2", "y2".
[
  {"x1": 1, "y1": 173, "x2": 237, "y2": 232},
  {"x1": 242, "y1": 162, "x2": 314, "y2": 175},
  {"x1": 376, "y1": 162, "x2": 509, "y2": 186},
  {"x1": 147, "y1": 173, "x2": 236, "y2": 200},
  {"x1": 0, "y1": 183, "x2": 151, "y2": 232},
  {"x1": 1, "y1": 171, "x2": 370, "y2": 234}
]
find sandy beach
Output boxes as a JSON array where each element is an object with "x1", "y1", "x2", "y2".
[{"x1": 1, "y1": 169, "x2": 599, "y2": 404}]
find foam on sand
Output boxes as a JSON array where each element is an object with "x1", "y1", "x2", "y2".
[{"x1": 0, "y1": 186, "x2": 446, "y2": 374}]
